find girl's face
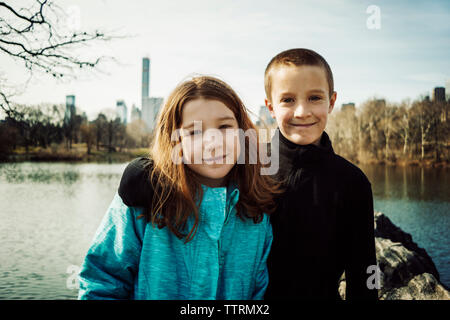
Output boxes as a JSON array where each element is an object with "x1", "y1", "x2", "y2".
[{"x1": 179, "y1": 98, "x2": 240, "y2": 187}]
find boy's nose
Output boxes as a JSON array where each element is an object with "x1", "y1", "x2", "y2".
[{"x1": 293, "y1": 102, "x2": 312, "y2": 118}]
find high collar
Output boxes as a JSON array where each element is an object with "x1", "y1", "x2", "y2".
[{"x1": 271, "y1": 128, "x2": 335, "y2": 173}]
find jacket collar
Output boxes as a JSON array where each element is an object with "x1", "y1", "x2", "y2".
[
  {"x1": 272, "y1": 128, "x2": 335, "y2": 174},
  {"x1": 196, "y1": 180, "x2": 239, "y2": 240}
]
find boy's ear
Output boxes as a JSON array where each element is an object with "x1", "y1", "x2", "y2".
[
  {"x1": 328, "y1": 91, "x2": 337, "y2": 113},
  {"x1": 265, "y1": 98, "x2": 276, "y2": 118}
]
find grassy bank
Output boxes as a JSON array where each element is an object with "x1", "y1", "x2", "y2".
[
  {"x1": 2, "y1": 143, "x2": 449, "y2": 167},
  {"x1": 2, "y1": 143, "x2": 149, "y2": 163},
  {"x1": 355, "y1": 157, "x2": 450, "y2": 168}
]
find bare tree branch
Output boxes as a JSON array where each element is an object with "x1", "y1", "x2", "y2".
[{"x1": 0, "y1": 0, "x2": 122, "y2": 115}]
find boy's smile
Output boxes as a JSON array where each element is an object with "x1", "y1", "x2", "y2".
[{"x1": 265, "y1": 65, "x2": 337, "y2": 146}]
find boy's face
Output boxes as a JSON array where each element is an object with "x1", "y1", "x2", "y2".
[{"x1": 265, "y1": 65, "x2": 337, "y2": 146}]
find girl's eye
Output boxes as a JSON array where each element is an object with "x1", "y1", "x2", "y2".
[
  {"x1": 189, "y1": 130, "x2": 202, "y2": 136},
  {"x1": 219, "y1": 124, "x2": 232, "y2": 129}
]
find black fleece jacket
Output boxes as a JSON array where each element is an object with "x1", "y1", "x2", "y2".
[
  {"x1": 265, "y1": 129, "x2": 377, "y2": 300},
  {"x1": 117, "y1": 129, "x2": 378, "y2": 300}
]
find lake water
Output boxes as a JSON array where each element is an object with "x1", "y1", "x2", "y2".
[{"x1": 0, "y1": 161, "x2": 448, "y2": 299}]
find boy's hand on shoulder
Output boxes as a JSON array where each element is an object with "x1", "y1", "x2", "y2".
[{"x1": 118, "y1": 157, "x2": 154, "y2": 207}]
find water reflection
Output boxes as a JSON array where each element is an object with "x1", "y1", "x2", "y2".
[
  {"x1": 0, "y1": 163, "x2": 80, "y2": 185},
  {"x1": 0, "y1": 163, "x2": 122, "y2": 185},
  {"x1": 0, "y1": 162, "x2": 448, "y2": 299},
  {"x1": 359, "y1": 164, "x2": 449, "y2": 203}
]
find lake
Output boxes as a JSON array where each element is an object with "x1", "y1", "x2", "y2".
[{"x1": 0, "y1": 161, "x2": 448, "y2": 299}]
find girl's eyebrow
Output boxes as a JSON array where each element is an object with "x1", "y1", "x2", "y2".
[
  {"x1": 216, "y1": 116, "x2": 236, "y2": 121},
  {"x1": 183, "y1": 116, "x2": 236, "y2": 129}
]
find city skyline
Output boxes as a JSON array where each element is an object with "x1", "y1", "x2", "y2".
[{"x1": 1, "y1": 0, "x2": 449, "y2": 121}]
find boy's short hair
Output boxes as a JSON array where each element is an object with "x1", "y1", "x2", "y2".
[{"x1": 264, "y1": 48, "x2": 334, "y2": 102}]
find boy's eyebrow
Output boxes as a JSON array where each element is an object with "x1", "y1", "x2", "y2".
[
  {"x1": 279, "y1": 89, "x2": 327, "y2": 96},
  {"x1": 307, "y1": 89, "x2": 327, "y2": 95},
  {"x1": 279, "y1": 91, "x2": 296, "y2": 96},
  {"x1": 182, "y1": 116, "x2": 236, "y2": 129}
]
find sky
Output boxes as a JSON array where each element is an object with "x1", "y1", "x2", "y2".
[{"x1": 2, "y1": 0, "x2": 449, "y2": 121}]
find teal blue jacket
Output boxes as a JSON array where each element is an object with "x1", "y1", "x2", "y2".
[{"x1": 78, "y1": 183, "x2": 272, "y2": 300}]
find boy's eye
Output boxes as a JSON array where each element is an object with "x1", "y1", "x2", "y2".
[
  {"x1": 281, "y1": 97, "x2": 294, "y2": 103},
  {"x1": 309, "y1": 95, "x2": 322, "y2": 101}
]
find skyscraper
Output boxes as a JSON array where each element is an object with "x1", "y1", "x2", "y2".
[
  {"x1": 64, "y1": 95, "x2": 76, "y2": 124},
  {"x1": 130, "y1": 104, "x2": 141, "y2": 122},
  {"x1": 446, "y1": 80, "x2": 450, "y2": 101},
  {"x1": 141, "y1": 57, "x2": 163, "y2": 132},
  {"x1": 142, "y1": 57, "x2": 150, "y2": 107},
  {"x1": 433, "y1": 87, "x2": 445, "y2": 102},
  {"x1": 257, "y1": 105, "x2": 276, "y2": 126},
  {"x1": 116, "y1": 100, "x2": 128, "y2": 124}
]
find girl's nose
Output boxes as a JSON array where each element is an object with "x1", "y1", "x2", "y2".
[{"x1": 203, "y1": 129, "x2": 224, "y2": 152}]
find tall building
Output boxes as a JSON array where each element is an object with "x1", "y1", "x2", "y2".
[
  {"x1": 142, "y1": 57, "x2": 150, "y2": 107},
  {"x1": 433, "y1": 87, "x2": 445, "y2": 102},
  {"x1": 64, "y1": 95, "x2": 76, "y2": 124},
  {"x1": 116, "y1": 100, "x2": 128, "y2": 124},
  {"x1": 141, "y1": 57, "x2": 163, "y2": 132},
  {"x1": 256, "y1": 105, "x2": 276, "y2": 126},
  {"x1": 142, "y1": 97, "x2": 163, "y2": 131},
  {"x1": 446, "y1": 80, "x2": 450, "y2": 101},
  {"x1": 130, "y1": 104, "x2": 141, "y2": 122}
]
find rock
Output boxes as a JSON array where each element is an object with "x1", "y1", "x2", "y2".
[
  {"x1": 381, "y1": 273, "x2": 450, "y2": 300},
  {"x1": 373, "y1": 211, "x2": 440, "y2": 281},
  {"x1": 339, "y1": 212, "x2": 449, "y2": 300}
]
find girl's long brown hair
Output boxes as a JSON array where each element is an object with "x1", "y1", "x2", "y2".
[{"x1": 145, "y1": 75, "x2": 284, "y2": 243}]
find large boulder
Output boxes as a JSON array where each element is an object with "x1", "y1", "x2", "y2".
[{"x1": 339, "y1": 212, "x2": 449, "y2": 300}]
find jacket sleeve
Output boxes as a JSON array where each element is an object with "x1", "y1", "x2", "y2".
[
  {"x1": 78, "y1": 193, "x2": 146, "y2": 300},
  {"x1": 252, "y1": 216, "x2": 273, "y2": 300},
  {"x1": 344, "y1": 174, "x2": 378, "y2": 300},
  {"x1": 118, "y1": 157, "x2": 154, "y2": 208}
]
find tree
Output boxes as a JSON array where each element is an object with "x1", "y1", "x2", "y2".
[
  {"x1": 396, "y1": 99, "x2": 412, "y2": 157},
  {"x1": 359, "y1": 98, "x2": 385, "y2": 160},
  {"x1": 327, "y1": 106, "x2": 359, "y2": 162},
  {"x1": 0, "y1": 0, "x2": 116, "y2": 118},
  {"x1": 126, "y1": 119, "x2": 149, "y2": 148},
  {"x1": 80, "y1": 122, "x2": 95, "y2": 155},
  {"x1": 93, "y1": 113, "x2": 107, "y2": 151}
]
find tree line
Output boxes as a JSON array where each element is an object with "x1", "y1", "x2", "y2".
[
  {"x1": 327, "y1": 97, "x2": 449, "y2": 164},
  {"x1": 0, "y1": 103, "x2": 151, "y2": 157},
  {"x1": 1, "y1": 96, "x2": 448, "y2": 165}
]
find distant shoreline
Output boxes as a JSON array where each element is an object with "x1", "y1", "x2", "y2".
[
  {"x1": 1, "y1": 144, "x2": 449, "y2": 167},
  {"x1": 0, "y1": 144, "x2": 149, "y2": 163},
  {"x1": 2, "y1": 155, "x2": 449, "y2": 168}
]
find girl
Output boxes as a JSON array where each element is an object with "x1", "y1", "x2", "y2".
[{"x1": 78, "y1": 76, "x2": 284, "y2": 299}]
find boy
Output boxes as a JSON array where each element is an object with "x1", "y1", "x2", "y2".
[{"x1": 263, "y1": 48, "x2": 377, "y2": 300}]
